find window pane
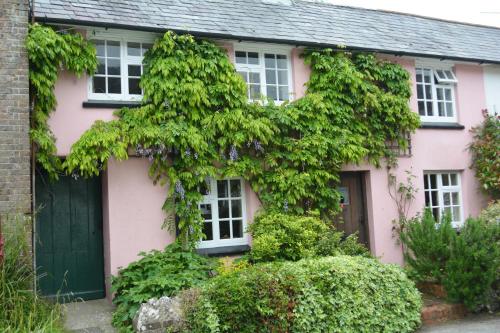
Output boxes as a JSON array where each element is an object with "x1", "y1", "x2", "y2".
[
  {"x1": 278, "y1": 86, "x2": 289, "y2": 101},
  {"x1": 108, "y1": 77, "x2": 121, "y2": 94},
  {"x1": 444, "y1": 89, "x2": 451, "y2": 101},
  {"x1": 453, "y1": 207, "x2": 460, "y2": 221},
  {"x1": 237, "y1": 71, "x2": 248, "y2": 83},
  {"x1": 443, "y1": 192, "x2": 450, "y2": 205},
  {"x1": 107, "y1": 41, "x2": 120, "y2": 57},
  {"x1": 265, "y1": 54, "x2": 276, "y2": 68},
  {"x1": 249, "y1": 84, "x2": 260, "y2": 99},
  {"x1": 425, "y1": 85, "x2": 432, "y2": 99},
  {"x1": 219, "y1": 220, "x2": 230, "y2": 239},
  {"x1": 446, "y1": 103, "x2": 453, "y2": 117},
  {"x1": 235, "y1": 51, "x2": 246, "y2": 64},
  {"x1": 424, "y1": 71, "x2": 431, "y2": 83},
  {"x1": 218, "y1": 200, "x2": 229, "y2": 219},
  {"x1": 231, "y1": 200, "x2": 242, "y2": 218},
  {"x1": 230, "y1": 180, "x2": 241, "y2": 197},
  {"x1": 266, "y1": 86, "x2": 277, "y2": 100},
  {"x1": 450, "y1": 174, "x2": 458, "y2": 185},
  {"x1": 432, "y1": 208, "x2": 440, "y2": 221},
  {"x1": 127, "y1": 42, "x2": 141, "y2": 56},
  {"x1": 430, "y1": 174, "x2": 437, "y2": 189},
  {"x1": 248, "y1": 52, "x2": 259, "y2": 65},
  {"x1": 442, "y1": 174, "x2": 449, "y2": 186},
  {"x1": 278, "y1": 70, "x2": 288, "y2": 85},
  {"x1": 431, "y1": 191, "x2": 438, "y2": 206},
  {"x1": 232, "y1": 220, "x2": 243, "y2": 238},
  {"x1": 94, "y1": 40, "x2": 105, "y2": 57},
  {"x1": 200, "y1": 204, "x2": 212, "y2": 220},
  {"x1": 249, "y1": 72, "x2": 260, "y2": 84},
  {"x1": 266, "y1": 70, "x2": 276, "y2": 84},
  {"x1": 436, "y1": 88, "x2": 443, "y2": 100},
  {"x1": 128, "y1": 65, "x2": 142, "y2": 77},
  {"x1": 444, "y1": 206, "x2": 451, "y2": 217},
  {"x1": 203, "y1": 222, "x2": 213, "y2": 241},
  {"x1": 416, "y1": 72, "x2": 422, "y2": 83},
  {"x1": 96, "y1": 57, "x2": 106, "y2": 75},
  {"x1": 452, "y1": 192, "x2": 459, "y2": 205},
  {"x1": 445, "y1": 70, "x2": 455, "y2": 80},
  {"x1": 436, "y1": 70, "x2": 445, "y2": 79},
  {"x1": 93, "y1": 76, "x2": 106, "y2": 93},
  {"x1": 276, "y1": 55, "x2": 287, "y2": 69},
  {"x1": 424, "y1": 175, "x2": 429, "y2": 189},
  {"x1": 426, "y1": 102, "x2": 433, "y2": 116},
  {"x1": 425, "y1": 191, "x2": 430, "y2": 206},
  {"x1": 128, "y1": 78, "x2": 141, "y2": 95},
  {"x1": 418, "y1": 101, "x2": 426, "y2": 116},
  {"x1": 142, "y1": 43, "x2": 153, "y2": 55},
  {"x1": 107, "y1": 58, "x2": 121, "y2": 75},
  {"x1": 417, "y1": 84, "x2": 423, "y2": 99},
  {"x1": 217, "y1": 180, "x2": 228, "y2": 198},
  {"x1": 437, "y1": 102, "x2": 445, "y2": 117}
]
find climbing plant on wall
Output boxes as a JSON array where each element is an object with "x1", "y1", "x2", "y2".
[
  {"x1": 29, "y1": 27, "x2": 419, "y2": 246},
  {"x1": 26, "y1": 23, "x2": 97, "y2": 179}
]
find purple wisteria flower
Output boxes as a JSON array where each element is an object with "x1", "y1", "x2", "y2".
[
  {"x1": 175, "y1": 180, "x2": 185, "y2": 200},
  {"x1": 229, "y1": 145, "x2": 238, "y2": 161}
]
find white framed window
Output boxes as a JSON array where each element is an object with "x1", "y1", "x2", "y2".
[
  {"x1": 424, "y1": 172, "x2": 463, "y2": 227},
  {"x1": 198, "y1": 178, "x2": 248, "y2": 248},
  {"x1": 87, "y1": 30, "x2": 155, "y2": 101},
  {"x1": 234, "y1": 44, "x2": 293, "y2": 103},
  {"x1": 416, "y1": 67, "x2": 457, "y2": 122}
]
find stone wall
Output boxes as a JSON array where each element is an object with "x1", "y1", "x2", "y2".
[{"x1": 0, "y1": 0, "x2": 31, "y2": 214}]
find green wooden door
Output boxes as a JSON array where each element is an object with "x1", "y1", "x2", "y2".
[{"x1": 35, "y1": 171, "x2": 105, "y2": 301}]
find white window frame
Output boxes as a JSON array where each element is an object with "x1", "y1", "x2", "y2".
[
  {"x1": 233, "y1": 43, "x2": 294, "y2": 104},
  {"x1": 415, "y1": 64, "x2": 458, "y2": 123},
  {"x1": 197, "y1": 177, "x2": 249, "y2": 249},
  {"x1": 86, "y1": 29, "x2": 157, "y2": 101},
  {"x1": 423, "y1": 172, "x2": 464, "y2": 227}
]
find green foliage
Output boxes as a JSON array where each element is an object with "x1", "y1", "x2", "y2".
[
  {"x1": 444, "y1": 217, "x2": 500, "y2": 311},
  {"x1": 400, "y1": 209, "x2": 456, "y2": 283},
  {"x1": 110, "y1": 242, "x2": 214, "y2": 332},
  {"x1": 469, "y1": 112, "x2": 500, "y2": 199},
  {"x1": 27, "y1": 23, "x2": 97, "y2": 179},
  {"x1": 248, "y1": 211, "x2": 369, "y2": 262},
  {"x1": 185, "y1": 256, "x2": 422, "y2": 333},
  {"x1": 0, "y1": 214, "x2": 63, "y2": 332},
  {"x1": 61, "y1": 31, "x2": 419, "y2": 246},
  {"x1": 479, "y1": 200, "x2": 500, "y2": 224}
]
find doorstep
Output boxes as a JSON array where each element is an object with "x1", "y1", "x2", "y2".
[{"x1": 421, "y1": 294, "x2": 467, "y2": 325}]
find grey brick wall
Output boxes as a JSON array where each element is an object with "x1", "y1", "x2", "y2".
[{"x1": 0, "y1": 0, "x2": 31, "y2": 214}]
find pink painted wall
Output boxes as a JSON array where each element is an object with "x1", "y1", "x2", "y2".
[{"x1": 47, "y1": 38, "x2": 489, "y2": 292}]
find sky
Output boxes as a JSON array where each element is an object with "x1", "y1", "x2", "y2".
[{"x1": 325, "y1": 0, "x2": 500, "y2": 28}]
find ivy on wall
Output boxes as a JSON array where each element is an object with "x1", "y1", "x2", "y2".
[
  {"x1": 27, "y1": 23, "x2": 97, "y2": 179},
  {"x1": 28, "y1": 27, "x2": 420, "y2": 246}
]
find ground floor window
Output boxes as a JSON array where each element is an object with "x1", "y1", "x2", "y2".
[
  {"x1": 423, "y1": 172, "x2": 463, "y2": 226},
  {"x1": 198, "y1": 177, "x2": 248, "y2": 248}
]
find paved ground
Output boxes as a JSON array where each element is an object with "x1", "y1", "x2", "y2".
[
  {"x1": 419, "y1": 313, "x2": 500, "y2": 333},
  {"x1": 64, "y1": 298, "x2": 116, "y2": 333}
]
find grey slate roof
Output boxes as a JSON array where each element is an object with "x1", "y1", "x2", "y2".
[{"x1": 34, "y1": 0, "x2": 500, "y2": 64}]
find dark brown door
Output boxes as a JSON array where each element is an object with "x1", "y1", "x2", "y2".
[{"x1": 336, "y1": 172, "x2": 369, "y2": 246}]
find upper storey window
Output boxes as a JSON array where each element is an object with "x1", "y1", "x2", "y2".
[
  {"x1": 234, "y1": 46, "x2": 292, "y2": 103},
  {"x1": 88, "y1": 35, "x2": 153, "y2": 101},
  {"x1": 416, "y1": 67, "x2": 458, "y2": 123}
]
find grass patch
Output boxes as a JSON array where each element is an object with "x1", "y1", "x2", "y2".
[{"x1": 0, "y1": 214, "x2": 64, "y2": 332}]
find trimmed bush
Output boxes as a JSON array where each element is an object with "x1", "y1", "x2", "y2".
[
  {"x1": 111, "y1": 243, "x2": 215, "y2": 332},
  {"x1": 400, "y1": 209, "x2": 456, "y2": 283},
  {"x1": 185, "y1": 256, "x2": 422, "y2": 333},
  {"x1": 444, "y1": 217, "x2": 500, "y2": 311},
  {"x1": 248, "y1": 211, "x2": 369, "y2": 262}
]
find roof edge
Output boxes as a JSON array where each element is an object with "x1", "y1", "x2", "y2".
[{"x1": 35, "y1": 16, "x2": 500, "y2": 65}]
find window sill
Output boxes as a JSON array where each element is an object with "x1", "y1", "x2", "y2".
[
  {"x1": 196, "y1": 245, "x2": 250, "y2": 257},
  {"x1": 420, "y1": 122, "x2": 465, "y2": 130},
  {"x1": 82, "y1": 100, "x2": 141, "y2": 109}
]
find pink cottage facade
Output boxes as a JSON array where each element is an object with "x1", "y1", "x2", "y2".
[{"x1": 33, "y1": 0, "x2": 500, "y2": 300}]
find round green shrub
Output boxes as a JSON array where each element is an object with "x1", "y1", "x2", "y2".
[
  {"x1": 248, "y1": 211, "x2": 369, "y2": 262},
  {"x1": 185, "y1": 256, "x2": 422, "y2": 333},
  {"x1": 111, "y1": 243, "x2": 215, "y2": 332}
]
